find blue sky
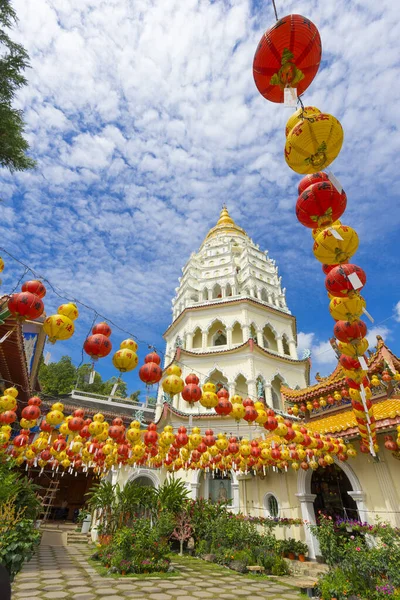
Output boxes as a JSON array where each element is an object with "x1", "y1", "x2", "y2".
[{"x1": 1, "y1": 0, "x2": 399, "y2": 398}]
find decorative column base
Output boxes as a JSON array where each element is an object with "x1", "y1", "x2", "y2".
[{"x1": 295, "y1": 493, "x2": 320, "y2": 560}]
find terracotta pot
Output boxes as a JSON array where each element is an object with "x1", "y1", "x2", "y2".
[
  {"x1": 121, "y1": 571, "x2": 126, "y2": 576},
  {"x1": 105, "y1": 564, "x2": 110, "y2": 569},
  {"x1": 298, "y1": 554, "x2": 306, "y2": 562},
  {"x1": 288, "y1": 552, "x2": 296, "y2": 560}
]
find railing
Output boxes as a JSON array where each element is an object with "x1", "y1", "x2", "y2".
[{"x1": 70, "y1": 390, "x2": 156, "y2": 416}]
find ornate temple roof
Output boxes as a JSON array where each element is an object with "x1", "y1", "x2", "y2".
[
  {"x1": 204, "y1": 206, "x2": 248, "y2": 242},
  {"x1": 281, "y1": 336, "x2": 400, "y2": 402},
  {"x1": 307, "y1": 397, "x2": 400, "y2": 437}
]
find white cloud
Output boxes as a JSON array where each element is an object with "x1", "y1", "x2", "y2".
[{"x1": 395, "y1": 302, "x2": 400, "y2": 322}]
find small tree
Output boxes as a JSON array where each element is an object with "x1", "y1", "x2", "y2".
[
  {"x1": 0, "y1": 0, "x2": 36, "y2": 171},
  {"x1": 171, "y1": 511, "x2": 192, "y2": 556}
]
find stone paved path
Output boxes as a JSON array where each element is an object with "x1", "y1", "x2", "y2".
[{"x1": 13, "y1": 542, "x2": 302, "y2": 600}]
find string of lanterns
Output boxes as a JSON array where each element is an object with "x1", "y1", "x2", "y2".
[
  {"x1": 252, "y1": 11, "x2": 378, "y2": 455},
  {"x1": 0, "y1": 385, "x2": 359, "y2": 476}
]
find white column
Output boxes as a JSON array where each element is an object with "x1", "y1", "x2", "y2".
[
  {"x1": 276, "y1": 336, "x2": 284, "y2": 355},
  {"x1": 264, "y1": 382, "x2": 273, "y2": 407},
  {"x1": 186, "y1": 332, "x2": 193, "y2": 351},
  {"x1": 202, "y1": 330, "x2": 208, "y2": 350},
  {"x1": 232, "y1": 284, "x2": 237, "y2": 296},
  {"x1": 221, "y1": 285, "x2": 226, "y2": 298},
  {"x1": 289, "y1": 339, "x2": 297, "y2": 359},
  {"x1": 250, "y1": 288, "x2": 256, "y2": 297},
  {"x1": 373, "y1": 460, "x2": 400, "y2": 527},
  {"x1": 295, "y1": 493, "x2": 320, "y2": 560},
  {"x1": 256, "y1": 329, "x2": 263, "y2": 347},
  {"x1": 226, "y1": 327, "x2": 232, "y2": 349},
  {"x1": 348, "y1": 491, "x2": 369, "y2": 523},
  {"x1": 191, "y1": 482, "x2": 200, "y2": 500},
  {"x1": 231, "y1": 472, "x2": 240, "y2": 513},
  {"x1": 247, "y1": 379, "x2": 256, "y2": 401},
  {"x1": 243, "y1": 325, "x2": 250, "y2": 341},
  {"x1": 267, "y1": 293, "x2": 273, "y2": 304},
  {"x1": 228, "y1": 381, "x2": 235, "y2": 397}
]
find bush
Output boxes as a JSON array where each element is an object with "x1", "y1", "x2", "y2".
[
  {"x1": 316, "y1": 567, "x2": 358, "y2": 600},
  {"x1": 271, "y1": 555, "x2": 290, "y2": 576},
  {"x1": 0, "y1": 514, "x2": 41, "y2": 580},
  {"x1": 107, "y1": 519, "x2": 171, "y2": 574}
]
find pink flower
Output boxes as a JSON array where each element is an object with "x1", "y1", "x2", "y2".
[
  {"x1": 350, "y1": 535, "x2": 355, "y2": 540},
  {"x1": 356, "y1": 547, "x2": 361, "y2": 551}
]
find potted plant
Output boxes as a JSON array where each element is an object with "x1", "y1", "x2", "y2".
[
  {"x1": 296, "y1": 540, "x2": 308, "y2": 562},
  {"x1": 286, "y1": 539, "x2": 296, "y2": 560},
  {"x1": 119, "y1": 559, "x2": 131, "y2": 576}
]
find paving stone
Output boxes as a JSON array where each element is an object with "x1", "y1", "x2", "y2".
[
  {"x1": 43, "y1": 593, "x2": 69, "y2": 599},
  {"x1": 14, "y1": 581, "x2": 42, "y2": 590},
  {"x1": 191, "y1": 593, "x2": 213, "y2": 599},
  {"x1": 14, "y1": 592, "x2": 43, "y2": 599},
  {"x1": 73, "y1": 595, "x2": 96, "y2": 600},
  {"x1": 96, "y1": 588, "x2": 119, "y2": 595},
  {"x1": 147, "y1": 594, "x2": 172, "y2": 600}
]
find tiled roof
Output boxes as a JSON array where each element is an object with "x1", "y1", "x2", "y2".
[{"x1": 307, "y1": 398, "x2": 400, "y2": 436}]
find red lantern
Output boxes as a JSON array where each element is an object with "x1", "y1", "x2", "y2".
[
  {"x1": 92, "y1": 322, "x2": 112, "y2": 337},
  {"x1": 40, "y1": 420, "x2": 52, "y2": 432},
  {"x1": 334, "y1": 319, "x2": 367, "y2": 343},
  {"x1": 113, "y1": 417, "x2": 124, "y2": 427},
  {"x1": 253, "y1": 15, "x2": 322, "y2": 104},
  {"x1": 0, "y1": 410, "x2": 16, "y2": 424},
  {"x1": 243, "y1": 405, "x2": 258, "y2": 423},
  {"x1": 8, "y1": 292, "x2": 44, "y2": 320},
  {"x1": 181, "y1": 374, "x2": 202, "y2": 404},
  {"x1": 325, "y1": 264, "x2": 366, "y2": 298},
  {"x1": 21, "y1": 280, "x2": 46, "y2": 298},
  {"x1": 339, "y1": 354, "x2": 361, "y2": 370},
  {"x1": 384, "y1": 436, "x2": 397, "y2": 452},
  {"x1": 144, "y1": 429, "x2": 158, "y2": 446},
  {"x1": 73, "y1": 409, "x2": 85, "y2": 418},
  {"x1": 109, "y1": 425, "x2": 124, "y2": 440},
  {"x1": 28, "y1": 396, "x2": 42, "y2": 407},
  {"x1": 68, "y1": 417, "x2": 84, "y2": 432},
  {"x1": 145, "y1": 352, "x2": 161, "y2": 365},
  {"x1": 53, "y1": 437, "x2": 67, "y2": 452},
  {"x1": 214, "y1": 398, "x2": 232, "y2": 416},
  {"x1": 322, "y1": 263, "x2": 338, "y2": 275},
  {"x1": 203, "y1": 429, "x2": 215, "y2": 447},
  {"x1": 40, "y1": 450, "x2": 51, "y2": 462},
  {"x1": 296, "y1": 182, "x2": 347, "y2": 229},
  {"x1": 84, "y1": 334, "x2": 112, "y2": 360},
  {"x1": 243, "y1": 397, "x2": 254, "y2": 407},
  {"x1": 327, "y1": 395, "x2": 335, "y2": 405},
  {"x1": 298, "y1": 171, "x2": 329, "y2": 195},
  {"x1": 217, "y1": 387, "x2": 229, "y2": 400},
  {"x1": 264, "y1": 416, "x2": 278, "y2": 431},
  {"x1": 176, "y1": 431, "x2": 189, "y2": 448},
  {"x1": 21, "y1": 405, "x2": 40, "y2": 421},
  {"x1": 13, "y1": 434, "x2": 28, "y2": 447},
  {"x1": 341, "y1": 387, "x2": 349, "y2": 398},
  {"x1": 139, "y1": 360, "x2": 163, "y2": 386}
]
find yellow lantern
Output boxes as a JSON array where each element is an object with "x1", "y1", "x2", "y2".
[
  {"x1": 231, "y1": 402, "x2": 246, "y2": 421},
  {"x1": 285, "y1": 106, "x2": 321, "y2": 137},
  {"x1": 255, "y1": 409, "x2": 268, "y2": 425},
  {"x1": 216, "y1": 433, "x2": 228, "y2": 451},
  {"x1": 312, "y1": 220, "x2": 341, "y2": 241},
  {"x1": 200, "y1": 391, "x2": 218, "y2": 409},
  {"x1": 126, "y1": 428, "x2": 141, "y2": 444},
  {"x1": 329, "y1": 295, "x2": 365, "y2": 322},
  {"x1": 165, "y1": 363, "x2": 181, "y2": 377},
  {"x1": 333, "y1": 391, "x2": 342, "y2": 402},
  {"x1": 130, "y1": 420, "x2": 141, "y2": 429},
  {"x1": 309, "y1": 459, "x2": 319, "y2": 470},
  {"x1": 276, "y1": 422, "x2": 288, "y2": 437},
  {"x1": 203, "y1": 382, "x2": 216, "y2": 393},
  {"x1": 59, "y1": 422, "x2": 72, "y2": 436},
  {"x1": 291, "y1": 461, "x2": 300, "y2": 471},
  {"x1": 88, "y1": 421, "x2": 103, "y2": 436},
  {"x1": 4, "y1": 387, "x2": 18, "y2": 398},
  {"x1": 306, "y1": 402, "x2": 313, "y2": 412},
  {"x1": 52, "y1": 402, "x2": 64, "y2": 412},
  {"x1": 285, "y1": 112, "x2": 344, "y2": 174},
  {"x1": 46, "y1": 410, "x2": 64, "y2": 426},
  {"x1": 120, "y1": 338, "x2": 138, "y2": 352},
  {"x1": 0, "y1": 257, "x2": 4, "y2": 272},
  {"x1": 370, "y1": 376, "x2": 380, "y2": 387},
  {"x1": 162, "y1": 373, "x2": 184, "y2": 395},
  {"x1": 324, "y1": 454, "x2": 334, "y2": 465},
  {"x1": 292, "y1": 404, "x2": 299, "y2": 416},
  {"x1": 58, "y1": 302, "x2": 79, "y2": 321},
  {"x1": 20, "y1": 418, "x2": 36, "y2": 429},
  {"x1": 43, "y1": 314, "x2": 75, "y2": 343},
  {"x1": 319, "y1": 398, "x2": 327, "y2": 408},
  {"x1": 338, "y1": 338, "x2": 369, "y2": 358},
  {"x1": 61, "y1": 459, "x2": 71, "y2": 469},
  {"x1": 112, "y1": 348, "x2": 138, "y2": 372},
  {"x1": 231, "y1": 394, "x2": 243, "y2": 404},
  {"x1": 313, "y1": 224, "x2": 359, "y2": 265},
  {"x1": 0, "y1": 395, "x2": 17, "y2": 411}
]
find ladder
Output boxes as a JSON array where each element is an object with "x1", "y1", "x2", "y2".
[{"x1": 40, "y1": 478, "x2": 60, "y2": 521}]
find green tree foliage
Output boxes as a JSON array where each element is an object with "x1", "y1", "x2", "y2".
[
  {"x1": 38, "y1": 355, "x2": 132, "y2": 398},
  {"x1": 0, "y1": 0, "x2": 36, "y2": 171}
]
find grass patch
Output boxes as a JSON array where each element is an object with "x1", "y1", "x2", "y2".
[{"x1": 88, "y1": 558, "x2": 180, "y2": 579}]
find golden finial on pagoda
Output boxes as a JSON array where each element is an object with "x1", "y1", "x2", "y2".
[{"x1": 203, "y1": 205, "x2": 247, "y2": 242}]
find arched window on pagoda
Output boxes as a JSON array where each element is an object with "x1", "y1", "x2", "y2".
[
  {"x1": 192, "y1": 327, "x2": 202, "y2": 349},
  {"x1": 208, "y1": 320, "x2": 227, "y2": 347},
  {"x1": 282, "y1": 334, "x2": 291, "y2": 356},
  {"x1": 212, "y1": 283, "x2": 222, "y2": 299},
  {"x1": 271, "y1": 375, "x2": 284, "y2": 411},
  {"x1": 235, "y1": 374, "x2": 248, "y2": 398},
  {"x1": 225, "y1": 282, "x2": 232, "y2": 297},
  {"x1": 231, "y1": 322, "x2": 243, "y2": 344},
  {"x1": 262, "y1": 324, "x2": 278, "y2": 352}
]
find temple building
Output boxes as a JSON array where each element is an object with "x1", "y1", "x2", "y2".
[{"x1": 118, "y1": 208, "x2": 400, "y2": 558}]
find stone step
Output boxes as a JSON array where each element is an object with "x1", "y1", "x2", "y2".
[{"x1": 66, "y1": 532, "x2": 90, "y2": 544}]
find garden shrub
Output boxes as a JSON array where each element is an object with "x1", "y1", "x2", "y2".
[{"x1": 0, "y1": 457, "x2": 42, "y2": 580}]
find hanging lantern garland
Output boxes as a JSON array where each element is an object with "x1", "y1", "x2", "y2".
[
  {"x1": 252, "y1": 10, "x2": 377, "y2": 454},
  {"x1": 1, "y1": 401, "x2": 364, "y2": 476}
]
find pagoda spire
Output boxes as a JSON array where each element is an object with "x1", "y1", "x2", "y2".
[{"x1": 204, "y1": 206, "x2": 247, "y2": 241}]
